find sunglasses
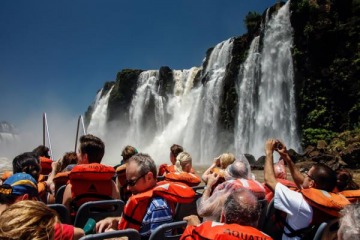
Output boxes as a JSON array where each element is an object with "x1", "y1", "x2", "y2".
[
  {"x1": 126, "y1": 172, "x2": 147, "y2": 187},
  {"x1": 305, "y1": 172, "x2": 315, "y2": 181}
]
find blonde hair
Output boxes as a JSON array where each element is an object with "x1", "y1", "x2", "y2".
[
  {"x1": 0, "y1": 200, "x2": 58, "y2": 240},
  {"x1": 175, "y1": 152, "x2": 192, "y2": 173},
  {"x1": 219, "y1": 153, "x2": 235, "y2": 169}
]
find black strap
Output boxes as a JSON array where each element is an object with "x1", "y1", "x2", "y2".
[
  {"x1": 122, "y1": 213, "x2": 142, "y2": 226},
  {"x1": 275, "y1": 209, "x2": 316, "y2": 238}
]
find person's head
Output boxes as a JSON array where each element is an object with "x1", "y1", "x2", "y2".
[
  {"x1": 219, "y1": 153, "x2": 235, "y2": 169},
  {"x1": 274, "y1": 159, "x2": 287, "y2": 179},
  {"x1": 224, "y1": 157, "x2": 250, "y2": 180},
  {"x1": 336, "y1": 169, "x2": 359, "y2": 191},
  {"x1": 32, "y1": 145, "x2": 50, "y2": 158},
  {"x1": 175, "y1": 152, "x2": 192, "y2": 173},
  {"x1": 59, "y1": 151, "x2": 78, "y2": 172},
  {"x1": 0, "y1": 200, "x2": 58, "y2": 240},
  {"x1": 170, "y1": 144, "x2": 183, "y2": 165},
  {"x1": 221, "y1": 188, "x2": 261, "y2": 227},
  {"x1": 303, "y1": 163, "x2": 337, "y2": 192},
  {"x1": 126, "y1": 153, "x2": 157, "y2": 194},
  {"x1": 337, "y1": 203, "x2": 360, "y2": 240},
  {"x1": 0, "y1": 173, "x2": 39, "y2": 213},
  {"x1": 12, "y1": 152, "x2": 41, "y2": 181},
  {"x1": 77, "y1": 134, "x2": 105, "y2": 164},
  {"x1": 121, "y1": 145, "x2": 138, "y2": 162}
]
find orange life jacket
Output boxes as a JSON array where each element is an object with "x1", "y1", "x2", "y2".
[
  {"x1": 53, "y1": 171, "x2": 70, "y2": 193},
  {"x1": 0, "y1": 171, "x2": 12, "y2": 182},
  {"x1": 158, "y1": 164, "x2": 195, "y2": 176},
  {"x1": 165, "y1": 172, "x2": 201, "y2": 187},
  {"x1": 264, "y1": 178, "x2": 298, "y2": 202},
  {"x1": 225, "y1": 178, "x2": 266, "y2": 199},
  {"x1": 180, "y1": 221, "x2": 272, "y2": 240},
  {"x1": 118, "y1": 181, "x2": 195, "y2": 231},
  {"x1": 272, "y1": 187, "x2": 351, "y2": 238},
  {"x1": 40, "y1": 157, "x2": 53, "y2": 175},
  {"x1": 69, "y1": 163, "x2": 115, "y2": 213},
  {"x1": 301, "y1": 188, "x2": 350, "y2": 218},
  {"x1": 339, "y1": 189, "x2": 360, "y2": 203}
]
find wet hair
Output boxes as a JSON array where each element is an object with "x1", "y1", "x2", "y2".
[
  {"x1": 336, "y1": 169, "x2": 359, "y2": 191},
  {"x1": 59, "y1": 152, "x2": 78, "y2": 172},
  {"x1": 79, "y1": 134, "x2": 105, "y2": 163},
  {"x1": 121, "y1": 145, "x2": 138, "y2": 161},
  {"x1": 223, "y1": 188, "x2": 260, "y2": 227},
  {"x1": 170, "y1": 144, "x2": 183, "y2": 158},
  {"x1": 0, "y1": 200, "x2": 57, "y2": 240},
  {"x1": 338, "y1": 203, "x2": 360, "y2": 240},
  {"x1": 175, "y1": 152, "x2": 192, "y2": 173},
  {"x1": 32, "y1": 145, "x2": 50, "y2": 158},
  {"x1": 311, "y1": 163, "x2": 337, "y2": 192},
  {"x1": 12, "y1": 152, "x2": 41, "y2": 181},
  {"x1": 129, "y1": 153, "x2": 157, "y2": 178}
]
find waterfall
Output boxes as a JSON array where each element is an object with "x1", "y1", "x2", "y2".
[
  {"x1": 87, "y1": 1, "x2": 301, "y2": 165},
  {"x1": 235, "y1": 36, "x2": 261, "y2": 155},
  {"x1": 198, "y1": 38, "x2": 234, "y2": 162},
  {"x1": 87, "y1": 87, "x2": 113, "y2": 139},
  {"x1": 235, "y1": 1, "x2": 300, "y2": 158}
]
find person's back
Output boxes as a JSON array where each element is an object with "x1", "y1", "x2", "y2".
[
  {"x1": 165, "y1": 152, "x2": 201, "y2": 187},
  {"x1": 158, "y1": 144, "x2": 183, "y2": 176},
  {"x1": 62, "y1": 134, "x2": 119, "y2": 213}
]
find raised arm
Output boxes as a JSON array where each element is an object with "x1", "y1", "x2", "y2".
[
  {"x1": 264, "y1": 139, "x2": 278, "y2": 192},
  {"x1": 277, "y1": 145, "x2": 304, "y2": 189}
]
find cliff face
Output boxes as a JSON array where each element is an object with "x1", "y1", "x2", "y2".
[
  {"x1": 86, "y1": 0, "x2": 359, "y2": 149},
  {"x1": 290, "y1": 0, "x2": 360, "y2": 145}
]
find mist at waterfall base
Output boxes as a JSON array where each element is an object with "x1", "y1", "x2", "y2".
[
  {"x1": 86, "y1": 2, "x2": 302, "y2": 167},
  {"x1": 0, "y1": 109, "x2": 79, "y2": 167}
]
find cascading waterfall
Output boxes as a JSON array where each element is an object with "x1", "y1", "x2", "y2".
[
  {"x1": 198, "y1": 38, "x2": 234, "y2": 162},
  {"x1": 126, "y1": 70, "x2": 164, "y2": 147},
  {"x1": 87, "y1": 1, "x2": 301, "y2": 165},
  {"x1": 235, "y1": 36, "x2": 261, "y2": 155},
  {"x1": 87, "y1": 87, "x2": 113, "y2": 140},
  {"x1": 236, "y1": 1, "x2": 300, "y2": 158}
]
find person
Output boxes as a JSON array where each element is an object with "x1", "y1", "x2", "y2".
[
  {"x1": 264, "y1": 139, "x2": 350, "y2": 240},
  {"x1": 96, "y1": 153, "x2": 174, "y2": 240},
  {"x1": 180, "y1": 188, "x2": 272, "y2": 240},
  {"x1": 158, "y1": 144, "x2": 184, "y2": 176},
  {"x1": 62, "y1": 134, "x2": 119, "y2": 213},
  {"x1": 336, "y1": 169, "x2": 360, "y2": 191},
  {"x1": 201, "y1": 153, "x2": 235, "y2": 184},
  {"x1": 115, "y1": 145, "x2": 138, "y2": 202},
  {"x1": 0, "y1": 172, "x2": 39, "y2": 214},
  {"x1": 164, "y1": 152, "x2": 201, "y2": 186},
  {"x1": 0, "y1": 200, "x2": 84, "y2": 240},
  {"x1": 12, "y1": 152, "x2": 49, "y2": 203},
  {"x1": 197, "y1": 156, "x2": 265, "y2": 222},
  {"x1": 32, "y1": 145, "x2": 53, "y2": 175},
  {"x1": 45, "y1": 151, "x2": 79, "y2": 200},
  {"x1": 337, "y1": 202, "x2": 360, "y2": 240},
  {"x1": 263, "y1": 159, "x2": 297, "y2": 202},
  {"x1": 0, "y1": 200, "x2": 58, "y2": 240}
]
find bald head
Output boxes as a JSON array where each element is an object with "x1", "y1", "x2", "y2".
[
  {"x1": 222, "y1": 188, "x2": 260, "y2": 227},
  {"x1": 225, "y1": 159, "x2": 249, "y2": 180}
]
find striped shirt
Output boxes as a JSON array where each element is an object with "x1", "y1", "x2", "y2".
[{"x1": 139, "y1": 196, "x2": 173, "y2": 239}]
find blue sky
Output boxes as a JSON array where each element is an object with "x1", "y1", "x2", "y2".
[{"x1": 0, "y1": 0, "x2": 276, "y2": 128}]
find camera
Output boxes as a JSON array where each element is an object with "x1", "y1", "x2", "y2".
[{"x1": 275, "y1": 142, "x2": 283, "y2": 150}]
